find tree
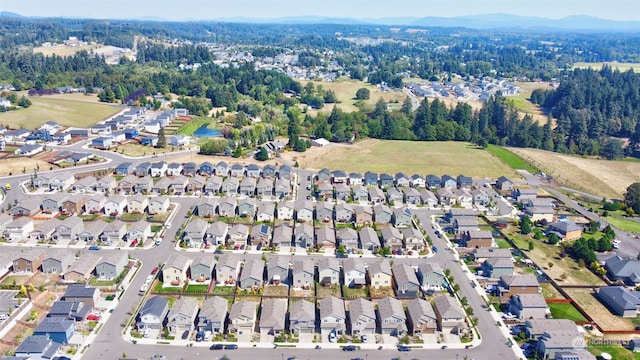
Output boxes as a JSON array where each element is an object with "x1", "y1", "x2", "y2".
[
  {"x1": 528, "y1": 241, "x2": 534, "y2": 251},
  {"x1": 157, "y1": 127, "x2": 167, "y2": 148},
  {"x1": 548, "y1": 261, "x2": 554, "y2": 269},
  {"x1": 625, "y1": 182, "x2": 640, "y2": 214},
  {"x1": 255, "y1": 146, "x2": 269, "y2": 161},
  {"x1": 355, "y1": 88, "x2": 370, "y2": 100},
  {"x1": 600, "y1": 138, "x2": 624, "y2": 160},
  {"x1": 521, "y1": 215, "x2": 532, "y2": 234},
  {"x1": 18, "y1": 96, "x2": 31, "y2": 108}
]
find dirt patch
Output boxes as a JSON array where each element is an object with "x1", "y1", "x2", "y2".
[
  {"x1": 565, "y1": 288, "x2": 636, "y2": 331},
  {"x1": 369, "y1": 286, "x2": 395, "y2": 298},
  {"x1": 263, "y1": 285, "x2": 289, "y2": 297}
]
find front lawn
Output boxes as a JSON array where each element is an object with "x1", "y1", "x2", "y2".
[
  {"x1": 211, "y1": 285, "x2": 236, "y2": 295},
  {"x1": 184, "y1": 284, "x2": 209, "y2": 294},
  {"x1": 548, "y1": 302, "x2": 587, "y2": 322},
  {"x1": 588, "y1": 343, "x2": 636, "y2": 360},
  {"x1": 341, "y1": 286, "x2": 369, "y2": 299}
]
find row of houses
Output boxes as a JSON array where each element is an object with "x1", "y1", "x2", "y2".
[
  {"x1": 9, "y1": 194, "x2": 170, "y2": 218},
  {"x1": 315, "y1": 169, "x2": 475, "y2": 190},
  {"x1": 1, "y1": 214, "x2": 155, "y2": 245},
  {"x1": 114, "y1": 161, "x2": 293, "y2": 180},
  {"x1": 6, "y1": 247, "x2": 129, "y2": 282},
  {"x1": 161, "y1": 254, "x2": 446, "y2": 297},
  {"x1": 11, "y1": 285, "x2": 102, "y2": 359},
  {"x1": 138, "y1": 294, "x2": 468, "y2": 338}
]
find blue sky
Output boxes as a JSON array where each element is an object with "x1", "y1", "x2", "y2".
[{"x1": 3, "y1": 0, "x2": 639, "y2": 21}]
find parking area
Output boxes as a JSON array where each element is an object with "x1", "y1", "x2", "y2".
[{"x1": 0, "y1": 290, "x2": 20, "y2": 317}]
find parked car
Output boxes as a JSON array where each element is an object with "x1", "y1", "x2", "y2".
[
  {"x1": 86, "y1": 314, "x2": 101, "y2": 321},
  {"x1": 398, "y1": 345, "x2": 411, "y2": 352},
  {"x1": 151, "y1": 267, "x2": 159, "y2": 275},
  {"x1": 209, "y1": 344, "x2": 224, "y2": 350},
  {"x1": 224, "y1": 344, "x2": 238, "y2": 350},
  {"x1": 342, "y1": 345, "x2": 357, "y2": 351},
  {"x1": 328, "y1": 332, "x2": 337, "y2": 342},
  {"x1": 88, "y1": 245, "x2": 101, "y2": 250}
]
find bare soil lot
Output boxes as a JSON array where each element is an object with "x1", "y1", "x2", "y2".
[
  {"x1": 509, "y1": 148, "x2": 640, "y2": 198},
  {"x1": 565, "y1": 288, "x2": 637, "y2": 331}
]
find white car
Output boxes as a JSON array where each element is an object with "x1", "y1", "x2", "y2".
[{"x1": 328, "y1": 332, "x2": 336, "y2": 342}]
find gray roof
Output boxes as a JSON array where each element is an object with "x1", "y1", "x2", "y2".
[
  {"x1": 343, "y1": 257, "x2": 365, "y2": 274},
  {"x1": 359, "y1": 227, "x2": 380, "y2": 247},
  {"x1": 525, "y1": 319, "x2": 577, "y2": 334},
  {"x1": 168, "y1": 297, "x2": 199, "y2": 320},
  {"x1": 418, "y1": 262, "x2": 444, "y2": 277},
  {"x1": 500, "y1": 274, "x2": 539, "y2": 288},
  {"x1": 392, "y1": 263, "x2": 419, "y2": 286},
  {"x1": 368, "y1": 259, "x2": 392, "y2": 277},
  {"x1": 240, "y1": 259, "x2": 264, "y2": 282},
  {"x1": 293, "y1": 259, "x2": 314, "y2": 275},
  {"x1": 317, "y1": 257, "x2": 340, "y2": 272},
  {"x1": 229, "y1": 300, "x2": 258, "y2": 320},
  {"x1": 191, "y1": 254, "x2": 216, "y2": 269},
  {"x1": 199, "y1": 296, "x2": 228, "y2": 323},
  {"x1": 15, "y1": 335, "x2": 59, "y2": 356},
  {"x1": 486, "y1": 258, "x2": 515, "y2": 268},
  {"x1": 166, "y1": 254, "x2": 191, "y2": 271},
  {"x1": 548, "y1": 221, "x2": 582, "y2": 234},
  {"x1": 289, "y1": 299, "x2": 315, "y2": 322},
  {"x1": 97, "y1": 252, "x2": 128, "y2": 267},
  {"x1": 349, "y1": 297, "x2": 376, "y2": 323},
  {"x1": 34, "y1": 316, "x2": 74, "y2": 333},
  {"x1": 598, "y1": 286, "x2": 640, "y2": 311},
  {"x1": 63, "y1": 284, "x2": 98, "y2": 299},
  {"x1": 605, "y1": 256, "x2": 640, "y2": 280},
  {"x1": 259, "y1": 299, "x2": 287, "y2": 330},
  {"x1": 473, "y1": 248, "x2": 512, "y2": 259},
  {"x1": 406, "y1": 298, "x2": 437, "y2": 326},
  {"x1": 378, "y1": 297, "x2": 406, "y2": 322},
  {"x1": 140, "y1": 296, "x2": 169, "y2": 318},
  {"x1": 511, "y1": 294, "x2": 548, "y2": 308},
  {"x1": 433, "y1": 295, "x2": 465, "y2": 319},
  {"x1": 319, "y1": 295, "x2": 345, "y2": 320}
]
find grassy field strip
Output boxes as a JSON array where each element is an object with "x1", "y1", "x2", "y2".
[
  {"x1": 547, "y1": 302, "x2": 587, "y2": 322},
  {"x1": 486, "y1": 145, "x2": 539, "y2": 174},
  {"x1": 605, "y1": 216, "x2": 640, "y2": 233},
  {"x1": 572, "y1": 62, "x2": 640, "y2": 72}
]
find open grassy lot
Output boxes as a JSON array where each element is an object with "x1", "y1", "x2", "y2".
[
  {"x1": 486, "y1": 145, "x2": 539, "y2": 173},
  {"x1": 0, "y1": 96, "x2": 121, "y2": 129},
  {"x1": 588, "y1": 344, "x2": 638, "y2": 360},
  {"x1": 548, "y1": 302, "x2": 587, "y2": 322},
  {"x1": 540, "y1": 282, "x2": 564, "y2": 300},
  {"x1": 503, "y1": 225, "x2": 606, "y2": 286},
  {"x1": 573, "y1": 62, "x2": 640, "y2": 72},
  {"x1": 605, "y1": 216, "x2": 640, "y2": 233},
  {"x1": 287, "y1": 139, "x2": 518, "y2": 177},
  {"x1": 211, "y1": 285, "x2": 236, "y2": 296},
  {"x1": 316, "y1": 283, "x2": 341, "y2": 298},
  {"x1": 565, "y1": 288, "x2": 637, "y2": 331},
  {"x1": 33, "y1": 43, "x2": 102, "y2": 56},
  {"x1": 509, "y1": 147, "x2": 640, "y2": 198},
  {"x1": 264, "y1": 285, "x2": 289, "y2": 297},
  {"x1": 299, "y1": 79, "x2": 406, "y2": 115}
]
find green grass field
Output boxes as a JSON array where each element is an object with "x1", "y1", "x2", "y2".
[
  {"x1": 176, "y1": 117, "x2": 212, "y2": 136},
  {"x1": 573, "y1": 62, "x2": 640, "y2": 72},
  {"x1": 300, "y1": 79, "x2": 406, "y2": 114},
  {"x1": 304, "y1": 140, "x2": 517, "y2": 178},
  {"x1": 548, "y1": 302, "x2": 588, "y2": 322},
  {"x1": 486, "y1": 145, "x2": 539, "y2": 173},
  {"x1": 0, "y1": 96, "x2": 122, "y2": 129},
  {"x1": 588, "y1": 344, "x2": 639, "y2": 360},
  {"x1": 605, "y1": 216, "x2": 640, "y2": 233}
]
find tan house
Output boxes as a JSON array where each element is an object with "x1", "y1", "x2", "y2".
[
  {"x1": 62, "y1": 253, "x2": 101, "y2": 282},
  {"x1": 162, "y1": 254, "x2": 192, "y2": 287}
]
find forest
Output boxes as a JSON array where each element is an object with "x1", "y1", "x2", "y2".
[{"x1": 0, "y1": 17, "x2": 639, "y2": 159}]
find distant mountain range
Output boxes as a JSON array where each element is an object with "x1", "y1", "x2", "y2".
[{"x1": 1, "y1": 11, "x2": 639, "y2": 31}]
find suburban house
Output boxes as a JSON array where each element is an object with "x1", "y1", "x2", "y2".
[
  {"x1": 392, "y1": 207, "x2": 412, "y2": 227},
  {"x1": 237, "y1": 198, "x2": 257, "y2": 218},
  {"x1": 104, "y1": 195, "x2": 127, "y2": 215},
  {"x1": 148, "y1": 196, "x2": 170, "y2": 215},
  {"x1": 481, "y1": 258, "x2": 515, "y2": 278},
  {"x1": 457, "y1": 175, "x2": 473, "y2": 189},
  {"x1": 256, "y1": 177, "x2": 274, "y2": 197},
  {"x1": 471, "y1": 188, "x2": 490, "y2": 206},
  {"x1": 204, "y1": 176, "x2": 223, "y2": 194},
  {"x1": 267, "y1": 256, "x2": 290, "y2": 285},
  {"x1": 167, "y1": 297, "x2": 199, "y2": 337},
  {"x1": 407, "y1": 298, "x2": 437, "y2": 335},
  {"x1": 319, "y1": 296, "x2": 346, "y2": 335},
  {"x1": 318, "y1": 258, "x2": 340, "y2": 286},
  {"x1": 196, "y1": 200, "x2": 217, "y2": 219},
  {"x1": 507, "y1": 294, "x2": 550, "y2": 320},
  {"x1": 348, "y1": 172, "x2": 363, "y2": 185},
  {"x1": 127, "y1": 195, "x2": 149, "y2": 214},
  {"x1": 228, "y1": 300, "x2": 258, "y2": 334},
  {"x1": 433, "y1": 295, "x2": 467, "y2": 334},
  {"x1": 62, "y1": 194, "x2": 86, "y2": 215},
  {"x1": 51, "y1": 216, "x2": 83, "y2": 242},
  {"x1": 289, "y1": 299, "x2": 316, "y2": 334},
  {"x1": 359, "y1": 226, "x2": 380, "y2": 250},
  {"x1": 335, "y1": 203, "x2": 354, "y2": 223},
  {"x1": 78, "y1": 219, "x2": 108, "y2": 243},
  {"x1": 42, "y1": 251, "x2": 75, "y2": 274},
  {"x1": 262, "y1": 165, "x2": 276, "y2": 178},
  {"x1": 364, "y1": 171, "x2": 378, "y2": 186},
  {"x1": 28, "y1": 218, "x2": 60, "y2": 242},
  {"x1": 256, "y1": 202, "x2": 275, "y2": 222},
  {"x1": 14, "y1": 335, "x2": 61, "y2": 360},
  {"x1": 417, "y1": 263, "x2": 446, "y2": 290},
  {"x1": 403, "y1": 228, "x2": 425, "y2": 251},
  {"x1": 62, "y1": 253, "x2": 101, "y2": 282},
  {"x1": 42, "y1": 193, "x2": 68, "y2": 214},
  {"x1": 272, "y1": 224, "x2": 293, "y2": 248},
  {"x1": 403, "y1": 187, "x2": 421, "y2": 205},
  {"x1": 259, "y1": 299, "x2": 287, "y2": 335},
  {"x1": 238, "y1": 259, "x2": 265, "y2": 289},
  {"x1": 33, "y1": 317, "x2": 75, "y2": 345},
  {"x1": 187, "y1": 175, "x2": 206, "y2": 193},
  {"x1": 294, "y1": 223, "x2": 314, "y2": 249},
  {"x1": 495, "y1": 275, "x2": 540, "y2": 302},
  {"x1": 368, "y1": 259, "x2": 392, "y2": 289},
  {"x1": 547, "y1": 221, "x2": 583, "y2": 241},
  {"x1": 316, "y1": 201, "x2": 334, "y2": 222},
  {"x1": 453, "y1": 217, "x2": 478, "y2": 234},
  {"x1": 199, "y1": 162, "x2": 214, "y2": 176},
  {"x1": 343, "y1": 258, "x2": 366, "y2": 288},
  {"x1": 12, "y1": 248, "x2": 45, "y2": 273},
  {"x1": 9, "y1": 198, "x2": 41, "y2": 217},
  {"x1": 354, "y1": 206, "x2": 374, "y2": 226},
  {"x1": 182, "y1": 218, "x2": 209, "y2": 247},
  {"x1": 275, "y1": 178, "x2": 291, "y2": 198},
  {"x1": 392, "y1": 263, "x2": 420, "y2": 297},
  {"x1": 117, "y1": 175, "x2": 137, "y2": 193},
  {"x1": 150, "y1": 161, "x2": 168, "y2": 177},
  {"x1": 386, "y1": 187, "x2": 404, "y2": 204},
  {"x1": 425, "y1": 174, "x2": 441, "y2": 188},
  {"x1": 471, "y1": 247, "x2": 513, "y2": 264},
  {"x1": 228, "y1": 224, "x2": 249, "y2": 248},
  {"x1": 337, "y1": 227, "x2": 359, "y2": 251},
  {"x1": 85, "y1": 194, "x2": 106, "y2": 214},
  {"x1": 378, "y1": 297, "x2": 407, "y2": 336},
  {"x1": 250, "y1": 224, "x2": 272, "y2": 248},
  {"x1": 197, "y1": 296, "x2": 228, "y2": 333},
  {"x1": 381, "y1": 226, "x2": 404, "y2": 251},
  {"x1": 458, "y1": 229, "x2": 494, "y2": 248},
  {"x1": 115, "y1": 162, "x2": 134, "y2": 175},
  {"x1": 239, "y1": 177, "x2": 257, "y2": 196},
  {"x1": 316, "y1": 225, "x2": 336, "y2": 249},
  {"x1": 369, "y1": 187, "x2": 385, "y2": 204},
  {"x1": 597, "y1": 286, "x2": 640, "y2": 317},
  {"x1": 95, "y1": 252, "x2": 128, "y2": 280},
  {"x1": 495, "y1": 176, "x2": 514, "y2": 191},
  {"x1": 373, "y1": 204, "x2": 392, "y2": 224},
  {"x1": 100, "y1": 220, "x2": 126, "y2": 245},
  {"x1": 335, "y1": 183, "x2": 351, "y2": 201},
  {"x1": 352, "y1": 185, "x2": 368, "y2": 202},
  {"x1": 216, "y1": 255, "x2": 239, "y2": 285},
  {"x1": 218, "y1": 197, "x2": 237, "y2": 217},
  {"x1": 189, "y1": 255, "x2": 216, "y2": 283},
  {"x1": 277, "y1": 201, "x2": 295, "y2": 220},
  {"x1": 62, "y1": 284, "x2": 100, "y2": 308},
  {"x1": 441, "y1": 175, "x2": 457, "y2": 189},
  {"x1": 436, "y1": 188, "x2": 455, "y2": 205},
  {"x1": 348, "y1": 298, "x2": 376, "y2": 335},
  {"x1": 183, "y1": 162, "x2": 198, "y2": 177},
  {"x1": 73, "y1": 176, "x2": 95, "y2": 193},
  {"x1": 162, "y1": 254, "x2": 192, "y2": 287},
  {"x1": 524, "y1": 319, "x2": 578, "y2": 340},
  {"x1": 296, "y1": 200, "x2": 314, "y2": 223},
  {"x1": 604, "y1": 256, "x2": 640, "y2": 286},
  {"x1": 292, "y1": 260, "x2": 314, "y2": 289},
  {"x1": 126, "y1": 220, "x2": 151, "y2": 243},
  {"x1": 48, "y1": 300, "x2": 91, "y2": 321},
  {"x1": 4, "y1": 217, "x2": 35, "y2": 241}
]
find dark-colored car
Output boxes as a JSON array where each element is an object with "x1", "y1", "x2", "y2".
[
  {"x1": 398, "y1": 345, "x2": 412, "y2": 352},
  {"x1": 342, "y1": 345, "x2": 357, "y2": 351},
  {"x1": 209, "y1": 344, "x2": 224, "y2": 350},
  {"x1": 88, "y1": 245, "x2": 101, "y2": 250},
  {"x1": 224, "y1": 344, "x2": 238, "y2": 350}
]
